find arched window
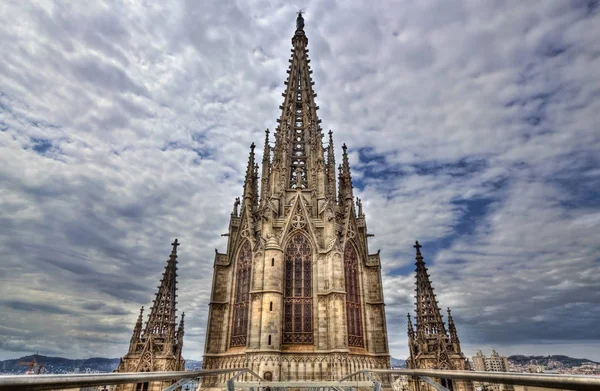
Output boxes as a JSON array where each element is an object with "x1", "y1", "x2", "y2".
[
  {"x1": 231, "y1": 241, "x2": 252, "y2": 346},
  {"x1": 283, "y1": 233, "x2": 313, "y2": 344},
  {"x1": 344, "y1": 242, "x2": 364, "y2": 347}
]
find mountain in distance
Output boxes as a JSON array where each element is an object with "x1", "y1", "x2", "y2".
[
  {"x1": 0, "y1": 355, "x2": 202, "y2": 375},
  {"x1": 390, "y1": 357, "x2": 406, "y2": 368},
  {"x1": 508, "y1": 355, "x2": 599, "y2": 366}
]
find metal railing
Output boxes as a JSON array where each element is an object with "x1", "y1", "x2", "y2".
[
  {"x1": 340, "y1": 368, "x2": 600, "y2": 391},
  {"x1": 0, "y1": 368, "x2": 263, "y2": 391},
  {"x1": 2, "y1": 367, "x2": 600, "y2": 391}
]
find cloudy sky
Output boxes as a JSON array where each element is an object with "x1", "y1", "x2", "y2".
[{"x1": 1, "y1": 0, "x2": 599, "y2": 363}]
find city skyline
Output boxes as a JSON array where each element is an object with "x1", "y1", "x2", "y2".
[{"x1": 0, "y1": 0, "x2": 599, "y2": 363}]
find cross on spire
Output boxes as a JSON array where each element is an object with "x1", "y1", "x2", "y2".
[
  {"x1": 171, "y1": 238, "x2": 180, "y2": 253},
  {"x1": 414, "y1": 240, "x2": 422, "y2": 252}
]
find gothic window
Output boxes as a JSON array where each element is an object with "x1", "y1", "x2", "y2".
[
  {"x1": 344, "y1": 242, "x2": 364, "y2": 347},
  {"x1": 283, "y1": 233, "x2": 313, "y2": 344},
  {"x1": 230, "y1": 241, "x2": 252, "y2": 347}
]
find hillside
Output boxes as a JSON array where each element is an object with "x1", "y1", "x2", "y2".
[
  {"x1": 0, "y1": 355, "x2": 202, "y2": 375},
  {"x1": 508, "y1": 355, "x2": 599, "y2": 367}
]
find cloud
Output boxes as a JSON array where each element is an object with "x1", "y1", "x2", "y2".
[
  {"x1": 1, "y1": 300, "x2": 77, "y2": 315},
  {"x1": 0, "y1": 0, "x2": 599, "y2": 363}
]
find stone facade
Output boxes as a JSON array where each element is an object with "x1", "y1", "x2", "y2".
[
  {"x1": 407, "y1": 242, "x2": 473, "y2": 391},
  {"x1": 115, "y1": 240, "x2": 185, "y2": 391},
  {"x1": 201, "y1": 13, "x2": 390, "y2": 389}
]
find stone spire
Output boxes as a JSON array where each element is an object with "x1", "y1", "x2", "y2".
[
  {"x1": 177, "y1": 312, "x2": 185, "y2": 347},
  {"x1": 327, "y1": 130, "x2": 336, "y2": 201},
  {"x1": 447, "y1": 307, "x2": 461, "y2": 350},
  {"x1": 407, "y1": 242, "x2": 473, "y2": 389},
  {"x1": 115, "y1": 240, "x2": 185, "y2": 389},
  {"x1": 144, "y1": 239, "x2": 180, "y2": 338},
  {"x1": 407, "y1": 313, "x2": 415, "y2": 340},
  {"x1": 129, "y1": 306, "x2": 144, "y2": 352},
  {"x1": 242, "y1": 143, "x2": 258, "y2": 208},
  {"x1": 413, "y1": 241, "x2": 447, "y2": 339},
  {"x1": 260, "y1": 129, "x2": 271, "y2": 205},
  {"x1": 271, "y1": 10, "x2": 323, "y2": 193},
  {"x1": 338, "y1": 144, "x2": 354, "y2": 202}
]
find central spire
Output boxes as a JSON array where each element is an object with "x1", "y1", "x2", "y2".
[{"x1": 270, "y1": 12, "x2": 325, "y2": 194}]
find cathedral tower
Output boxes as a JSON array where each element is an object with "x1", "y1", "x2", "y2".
[
  {"x1": 407, "y1": 241, "x2": 473, "y2": 391},
  {"x1": 116, "y1": 239, "x2": 185, "y2": 391},
  {"x1": 202, "y1": 13, "x2": 390, "y2": 387}
]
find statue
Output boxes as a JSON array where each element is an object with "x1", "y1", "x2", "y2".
[
  {"x1": 296, "y1": 11, "x2": 304, "y2": 31},
  {"x1": 232, "y1": 197, "x2": 240, "y2": 217}
]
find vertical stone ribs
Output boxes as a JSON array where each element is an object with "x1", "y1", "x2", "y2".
[{"x1": 144, "y1": 239, "x2": 180, "y2": 338}]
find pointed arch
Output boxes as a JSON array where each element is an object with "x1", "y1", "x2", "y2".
[
  {"x1": 283, "y1": 232, "x2": 313, "y2": 344},
  {"x1": 231, "y1": 241, "x2": 252, "y2": 347},
  {"x1": 344, "y1": 241, "x2": 364, "y2": 347}
]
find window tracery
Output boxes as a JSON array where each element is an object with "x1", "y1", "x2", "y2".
[
  {"x1": 283, "y1": 233, "x2": 313, "y2": 344},
  {"x1": 231, "y1": 241, "x2": 252, "y2": 347},
  {"x1": 344, "y1": 242, "x2": 364, "y2": 347}
]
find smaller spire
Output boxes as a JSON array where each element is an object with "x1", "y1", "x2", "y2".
[
  {"x1": 327, "y1": 130, "x2": 336, "y2": 200},
  {"x1": 243, "y1": 143, "x2": 257, "y2": 205},
  {"x1": 177, "y1": 312, "x2": 185, "y2": 343},
  {"x1": 260, "y1": 129, "x2": 271, "y2": 204},
  {"x1": 179, "y1": 312, "x2": 185, "y2": 329},
  {"x1": 407, "y1": 313, "x2": 415, "y2": 339},
  {"x1": 448, "y1": 307, "x2": 461, "y2": 350},
  {"x1": 338, "y1": 143, "x2": 354, "y2": 202},
  {"x1": 262, "y1": 129, "x2": 270, "y2": 164},
  {"x1": 129, "y1": 306, "x2": 144, "y2": 351}
]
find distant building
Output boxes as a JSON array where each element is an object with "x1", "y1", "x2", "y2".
[{"x1": 472, "y1": 350, "x2": 513, "y2": 391}]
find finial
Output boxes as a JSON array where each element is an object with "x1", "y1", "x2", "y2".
[
  {"x1": 250, "y1": 142, "x2": 255, "y2": 151},
  {"x1": 171, "y1": 239, "x2": 180, "y2": 254},
  {"x1": 342, "y1": 143, "x2": 348, "y2": 152}
]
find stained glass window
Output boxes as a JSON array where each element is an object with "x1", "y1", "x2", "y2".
[
  {"x1": 230, "y1": 241, "x2": 252, "y2": 347},
  {"x1": 283, "y1": 233, "x2": 313, "y2": 344},
  {"x1": 344, "y1": 242, "x2": 364, "y2": 347}
]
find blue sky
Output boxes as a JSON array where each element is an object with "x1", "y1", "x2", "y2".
[{"x1": 0, "y1": 0, "x2": 599, "y2": 362}]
